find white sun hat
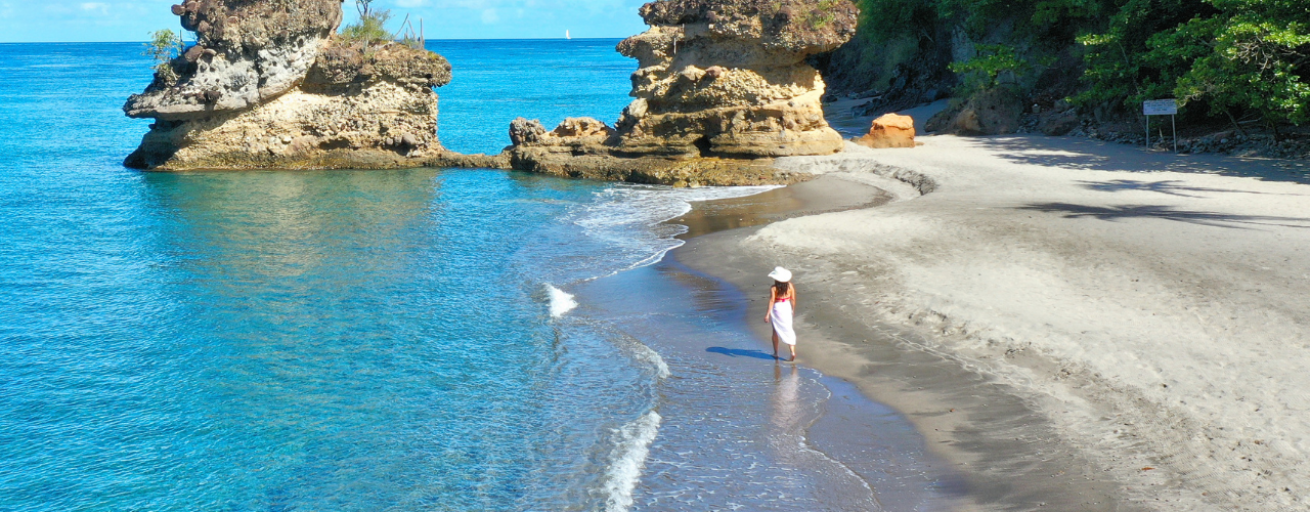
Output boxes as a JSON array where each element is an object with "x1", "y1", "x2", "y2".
[{"x1": 768, "y1": 267, "x2": 792, "y2": 283}]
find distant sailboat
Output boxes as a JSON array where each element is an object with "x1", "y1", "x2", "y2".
[{"x1": 565, "y1": 30, "x2": 571, "y2": 40}]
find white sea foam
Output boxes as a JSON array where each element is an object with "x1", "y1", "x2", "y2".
[
  {"x1": 576, "y1": 185, "x2": 781, "y2": 233},
  {"x1": 560, "y1": 185, "x2": 772, "y2": 510},
  {"x1": 603, "y1": 411, "x2": 663, "y2": 512},
  {"x1": 630, "y1": 339, "x2": 671, "y2": 380},
  {"x1": 546, "y1": 284, "x2": 577, "y2": 318},
  {"x1": 570, "y1": 185, "x2": 781, "y2": 279}
]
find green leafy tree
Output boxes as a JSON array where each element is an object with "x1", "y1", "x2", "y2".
[
  {"x1": 1174, "y1": 1, "x2": 1310, "y2": 137},
  {"x1": 848, "y1": 0, "x2": 1309, "y2": 134},
  {"x1": 1077, "y1": 0, "x2": 1219, "y2": 108},
  {"x1": 853, "y1": 0, "x2": 934, "y2": 45},
  {"x1": 145, "y1": 29, "x2": 185, "y2": 85},
  {"x1": 1080, "y1": 0, "x2": 1308, "y2": 136},
  {"x1": 949, "y1": 43, "x2": 1029, "y2": 94},
  {"x1": 851, "y1": 0, "x2": 1104, "y2": 93}
]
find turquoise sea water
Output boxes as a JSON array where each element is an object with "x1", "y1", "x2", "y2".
[{"x1": 0, "y1": 40, "x2": 953, "y2": 511}]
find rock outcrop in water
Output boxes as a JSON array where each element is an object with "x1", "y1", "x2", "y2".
[
  {"x1": 124, "y1": 0, "x2": 452, "y2": 170},
  {"x1": 508, "y1": 0, "x2": 858, "y2": 183}
]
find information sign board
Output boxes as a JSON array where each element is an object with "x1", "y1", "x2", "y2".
[
  {"x1": 1144, "y1": 99, "x2": 1178, "y2": 116},
  {"x1": 1143, "y1": 99, "x2": 1179, "y2": 152}
]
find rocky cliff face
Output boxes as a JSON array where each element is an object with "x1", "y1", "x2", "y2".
[
  {"x1": 615, "y1": 0, "x2": 858, "y2": 157},
  {"x1": 509, "y1": 0, "x2": 858, "y2": 182},
  {"x1": 124, "y1": 0, "x2": 452, "y2": 170}
]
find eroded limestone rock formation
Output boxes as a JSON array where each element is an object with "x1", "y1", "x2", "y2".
[
  {"x1": 509, "y1": 0, "x2": 858, "y2": 181},
  {"x1": 124, "y1": 0, "x2": 452, "y2": 170}
]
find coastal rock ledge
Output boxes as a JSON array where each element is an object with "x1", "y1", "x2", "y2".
[
  {"x1": 508, "y1": 0, "x2": 859, "y2": 184},
  {"x1": 123, "y1": 0, "x2": 452, "y2": 170}
]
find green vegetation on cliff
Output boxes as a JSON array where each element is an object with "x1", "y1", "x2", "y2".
[
  {"x1": 145, "y1": 29, "x2": 185, "y2": 85},
  {"x1": 339, "y1": 0, "x2": 394, "y2": 44},
  {"x1": 843, "y1": 0, "x2": 1309, "y2": 134},
  {"x1": 340, "y1": 0, "x2": 426, "y2": 50}
]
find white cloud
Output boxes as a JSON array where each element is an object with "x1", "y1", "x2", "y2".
[
  {"x1": 480, "y1": 8, "x2": 498, "y2": 24},
  {"x1": 79, "y1": 1, "x2": 108, "y2": 13}
]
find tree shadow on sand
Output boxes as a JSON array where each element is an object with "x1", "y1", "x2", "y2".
[
  {"x1": 1017, "y1": 203, "x2": 1310, "y2": 229},
  {"x1": 1074, "y1": 179, "x2": 1304, "y2": 198},
  {"x1": 971, "y1": 136, "x2": 1310, "y2": 185}
]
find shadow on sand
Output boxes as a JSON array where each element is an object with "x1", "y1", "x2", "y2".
[
  {"x1": 1073, "y1": 179, "x2": 1304, "y2": 198},
  {"x1": 969, "y1": 136, "x2": 1310, "y2": 185},
  {"x1": 706, "y1": 346, "x2": 778, "y2": 361},
  {"x1": 1017, "y1": 202, "x2": 1310, "y2": 229}
]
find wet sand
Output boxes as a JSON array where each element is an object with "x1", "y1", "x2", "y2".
[{"x1": 670, "y1": 174, "x2": 1138, "y2": 511}]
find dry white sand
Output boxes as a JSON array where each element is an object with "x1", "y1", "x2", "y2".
[{"x1": 737, "y1": 134, "x2": 1310, "y2": 510}]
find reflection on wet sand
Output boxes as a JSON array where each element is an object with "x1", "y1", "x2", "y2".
[
  {"x1": 767, "y1": 362, "x2": 883, "y2": 509},
  {"x1": 771, "y1": 363, "x2": 802, "y2": 436}
]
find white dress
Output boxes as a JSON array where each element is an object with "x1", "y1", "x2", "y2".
[{"x1": 771, "y1": 297, "x2": 796, "y2": 346}]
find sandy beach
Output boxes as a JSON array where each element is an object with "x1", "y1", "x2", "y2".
[{"x1": 675, "y1": 128, "x2": 1310, "y2": 510}]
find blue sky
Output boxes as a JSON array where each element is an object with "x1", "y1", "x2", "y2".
[{"x1": 0, "y1": 0, "x2": 649, "y2": 42}]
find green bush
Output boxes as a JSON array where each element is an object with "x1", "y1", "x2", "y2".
[
  {"x1": 340, "y1": 0, "x2": 394, "y2": 45},
  {"x1": 145, "y1": 29, "x2": 185, "y2": 85}
]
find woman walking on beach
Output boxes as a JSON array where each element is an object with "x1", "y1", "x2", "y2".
[{"x1": 764, "y1": 267, "x2": 798, "y2": 361}]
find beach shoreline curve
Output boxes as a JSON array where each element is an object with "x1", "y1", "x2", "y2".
[{"x1": 671, "y1": 134, "x2": 1310, "y2": 511}]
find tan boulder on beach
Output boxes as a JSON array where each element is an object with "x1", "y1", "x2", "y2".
[{"x1": 855, "y1": 113, "x2": 915, "y2": 149}]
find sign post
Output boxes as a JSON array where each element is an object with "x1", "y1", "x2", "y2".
[{"x1": 1143, "y1": 99, "x2": 1178, "y2": 153}]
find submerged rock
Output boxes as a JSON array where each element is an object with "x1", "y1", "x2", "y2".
[
  {"x1": 124, "y1": 0, "x2": 452, "y2": 170},
  {"x1": 508, "y1": 0, "x2": 858, "y2": 184}
]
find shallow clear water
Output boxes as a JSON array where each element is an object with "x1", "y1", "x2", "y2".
[{"x1": 0, "y1": 40, "x2": 951, "y2": 511}]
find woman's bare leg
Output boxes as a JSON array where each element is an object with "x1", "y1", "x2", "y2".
[
  {"x1": 772, "y1": 331, "x2": 780, "y2": 359},
  {"x1": 789, "y1": 344, "x2": 797, "y2": 362}
]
